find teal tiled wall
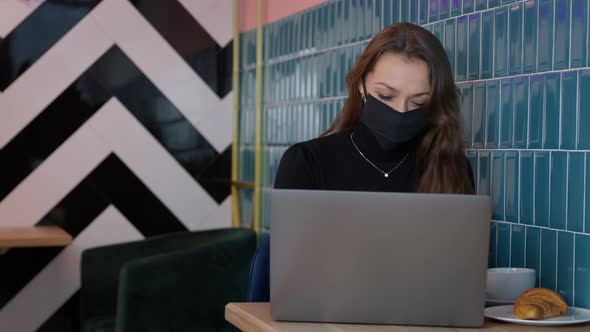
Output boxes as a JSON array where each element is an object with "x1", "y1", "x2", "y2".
[{"x1": 239, "y1": 0, "x2": 590, "y2": 307}]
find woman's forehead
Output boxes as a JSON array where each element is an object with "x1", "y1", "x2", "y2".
[{"x1": 368, "y1": 53, "x2": 431, "y2": 93}]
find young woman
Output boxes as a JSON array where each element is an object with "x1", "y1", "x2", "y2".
[
  {"x1": 274, "y1": 22, "x2": 474, "y2": 193},
  {"x1": 248, "y1": 22, "x2": 474, "y2": 302}
]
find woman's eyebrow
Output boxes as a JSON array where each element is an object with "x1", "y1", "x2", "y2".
[
  {"x1": 375, "y1": 82, "x2": 396, "y2": 91},
  {"x1": 375, "y1": 82, "x2": 429, "y2": 97}
]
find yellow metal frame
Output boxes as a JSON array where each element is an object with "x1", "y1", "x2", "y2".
[
  {"x1": 231, "y1": 0, "x2": 264, "y2": 233},
  {"x1": 231, "y1": 0, "x2": 241, "y2": 227},
  {"x1": 253, "y1": 0, "x2": 264, "y2": 235}
]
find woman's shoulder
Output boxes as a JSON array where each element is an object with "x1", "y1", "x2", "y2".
[
  {"x1": 286, "y1": 131, "x2": 349, "y2": 158},
  {"x1": 274, "y1": 132, "x2": 348, "y2": 190}
]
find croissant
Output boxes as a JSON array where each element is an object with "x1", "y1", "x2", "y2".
[{"x1": 513, "y1": 288, "x2": 568, "y2": 320}]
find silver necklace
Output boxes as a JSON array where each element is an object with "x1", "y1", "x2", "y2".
[{"x1": 350, "y1": 132, "x2": 409, "y2": 178}]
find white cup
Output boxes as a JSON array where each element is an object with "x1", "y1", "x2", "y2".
[{"x1": 485, "y1": 268, "x2": 536, "y2": 302}]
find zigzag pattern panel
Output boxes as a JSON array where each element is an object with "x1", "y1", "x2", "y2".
[
  {"x1": 130, "y1": 0, "x2": 233, "y2": 98},
  {"x1": 0, "y1": 0, "x2": 234, "y2": 330},
  {"x1": 0, "y1": 46, "x2": 230, "y2": 203},
  {"x1": 0, "y1": 0, "x2": 101, "y2": 91}
]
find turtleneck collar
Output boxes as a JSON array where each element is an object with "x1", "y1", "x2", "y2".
[{"x1": 350, "y1": 122, "x2": 421, "y2": 163}]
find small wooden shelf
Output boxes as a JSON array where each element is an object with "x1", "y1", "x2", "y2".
[{"x1": 0, "y1": 226, "x2": 73, "y2": 248}]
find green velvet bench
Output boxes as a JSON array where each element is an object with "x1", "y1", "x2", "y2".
[{"x1": 80, "y1": 228, "x2": 256, "y2": 332}]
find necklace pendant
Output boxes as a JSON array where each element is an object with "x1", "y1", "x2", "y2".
[{"x1": 384, "y1": 173, "x2": 389, "y2": 178}]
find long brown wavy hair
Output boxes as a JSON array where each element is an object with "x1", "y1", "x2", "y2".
[{"x1": 322, "y1": 23, "x2": 474, "y2": 194}]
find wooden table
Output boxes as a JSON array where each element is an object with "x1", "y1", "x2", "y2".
[
  {"x1": 0, "y1": 226, "x2": 73, "y2": 248},
  {"x1": 226, "y1": 303, "x2": 590, "y2": 332}
]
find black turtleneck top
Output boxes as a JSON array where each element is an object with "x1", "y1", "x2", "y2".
[{"x1": 274, "y1": 123, "x2": 474, "y2": 192}]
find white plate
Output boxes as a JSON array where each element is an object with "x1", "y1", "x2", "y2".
[
  {"x1": 485, "y1": 299, "x2": 514, "y2": 307},
  {"x1": 484, "y1": 305, "x2": 590, "y2": 326}
]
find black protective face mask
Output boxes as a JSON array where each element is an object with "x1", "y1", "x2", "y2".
[{"x1": 360, "y1": 91, "x2": 429, "y2": 152}]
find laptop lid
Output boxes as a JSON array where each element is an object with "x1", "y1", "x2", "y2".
[{"x1": 270, "y1": 189, "x2": 491, "y2": 327}]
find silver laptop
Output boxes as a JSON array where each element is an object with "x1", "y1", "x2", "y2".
[{"x1": 270, "y1": 189, "x2": 491, "y2": 327}]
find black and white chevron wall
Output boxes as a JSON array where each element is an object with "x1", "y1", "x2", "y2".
[{"x1": 0, "y1": 0, "x2": 234, "y2": 330}]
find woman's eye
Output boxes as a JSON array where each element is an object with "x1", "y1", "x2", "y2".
[
  {"x1": 378, "y1": 94, "x2": 393, "y2": 101},
  {"x1": 412, "y1": 102, "x2": 425, "y2": 107}
]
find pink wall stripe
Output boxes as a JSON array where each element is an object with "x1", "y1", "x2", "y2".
[{"x1": 240, "y1": 0, "x2": 328, "y2": 32}]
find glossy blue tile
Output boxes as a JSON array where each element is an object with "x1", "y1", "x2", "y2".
[
  {"x1": 473, "y1": 82, "x2": 486, "y2": 148},
  {"x1": 432, "y1": 21, "x2": 444, "y2": 44},
  {"x1": 489, "y1": 0, "x2": 501, "y2": 8},
  {"x1": 571, "y1": 0, "x2": 588, "y2": 68},
  {"x1": 494, "y1": 6, "x2": 508, "y2": 77},
  {"x1": 544, "y1": 73, "x2": 560, "y2": 149},
  {"x1": 330, "y1": 2, "x2": 339, "y2": 46},
  {"x1": 298, "y1": 13, "x2": 308, "y2": 54},
  {"x1": 384, "y1": 0, "x2": 394, "y2": 26},
  {"x1": 502, "y1": 0, "x2": 516, "y2": 4},
  {"x1": 497, "y1": 223, "x2": 511, "y2": 267},
  {"x1": 486, "y1": 80, "x2": 500, "y2": 148},
  {"x1": 394, "y1": 0, "x2": 402, "y2": 24},
  {"x1": 579, "y1": 70, "x2": 590, "y2": 149},
  {"x1": 528, "y1": 75, "x2": 545, "y2": 149},
  {"x1": 554, "y1": 0, "x2": 570, "y2": 70},
  {"x1": 468, "y1": 13, "x2": 480, "y2": 80},
  {"x1": 467, "y1": 151, "x2": 478, "y2": 191},
  {"x1": 505, "y1": 151, "x2": 519, "y2": 223},
  {"x1": 357, "y1": 0, "x2": 366, "y2": 42},
  {"x1": 463, "y1": 0, "x2": 474, "y2": 14},
  {"x1": 479, "y1": 150, "x2": 491, "y2": 196},
  {"x1": 451, "y1": 0, "x2": 461, "y2": 18},
  {"x1": 475, "y1": 0, "x2": 487, "y2": 11},
  {"x1": 561, "y1": 72, "x2": 577, "y2": 149},
  {"x1": 541, "y1": 229, "x2": 557, "y2": 291},
  {"x1": 456, "y1": 16, "x2": 468, "y2": 81},
  {"x1": 439, "y1": 0, "x2": 450, "y2": 20},
  {"x1": 586, "y1": 153, "x2": 590, "y2": 233},
  {"x1": 520, "y1": 152, "x2": 535, "y2": 225},
  {"x1": 349, "y1": 0, "x2": 358, "y2": 43},
  {"x1": 550, "y1": 152, "x2": 568, "y2": 230},
  {"x1": 420, "y1": 0, "x2": 429, "y2": 24},
  {"x1": 410, "y1": 0, "x2": 419, "y2": 23},
  {"x1": 568, "y1": 153, "x2": 585, "y2": 233},
  {"x1": 367, "y1": 0, "x2": 377, "y2": 39},
  {"x1": 342, "y1": 0, "x2": 350, "y2": 43},
  {"x1": 461, "y1": 83, "x2": 474, "y2": 146},
  {"x1": 481, "y1": 10, "x2": 494, "y2": 79},
  {"x1": 535, "y1": 152, "x2": 550, "y2": 227},
  {"x1": 500, "y1": 78, "x2": 514, "y2": 148},
  {"x1": 523, "y1": 0, "x2": 538, "y2": 73},
  {"x1": 310, "y1": 9, "x2": 318, "y2": 49},
  {"x1": 444, "y1": 18, "x2": 456, "y2": 75},
  {"x1": 492, "y1": 151, "x2": 505, "y2": 220},
  {"x1": 511, "y1": 224, "x2": 526, "y2": 267},
  {"x1": 331, "y1": 51, "x2": 338, "y2": 96},
  {"x1": 558, "y1": 232, "x2": 574, "y2": 305},
  {"x1": 293, "y1": 16, "x2": 300, "y2": 54},
  {"x1": 526, "y1": 227, "x2": 541, "y2": 286},
  {"x1": 335, "y1": 2, "x2": 343, "y2": 45},
  {"x1": 489, "y1": 222, "x2": 498, "y2": 268},
  {"x1": 430, "y1": 0, "x2": 439, "y2": 22},
  {"x1": 401, "y1": 0, "x2": 410, "y2": 22},
  {"x1": 538, "y1": 0, "x2": 554, "y2": 72},
  {"x1": 508, "y1": 3, "x2": 523, "y2": 75},
  {"x1": 302, "y1": 12, "x2": 310, "y2": 52},
  {"x1": 575, "y1": 234, "x2": 590, "y2": 308},
  {"x1": 514, "y1": 77, "x2": 529, "y2": 149}
]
